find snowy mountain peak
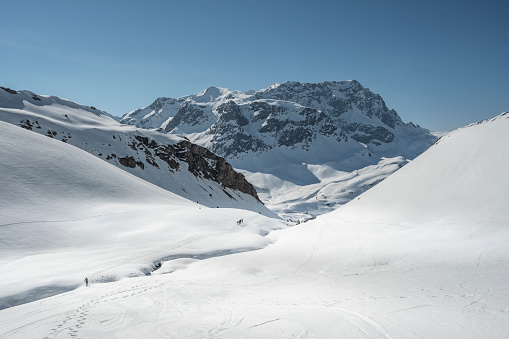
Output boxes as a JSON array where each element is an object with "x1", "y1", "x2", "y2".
[
  {"x1": 120, "y1": 80, "x2": 436, "y2": 217},
  {"x1": 121, "y1": 80, "x2": 435, "y2": 163},
  {"x1": 193, "y1": 86, "x2": 229, "y2": 102}
]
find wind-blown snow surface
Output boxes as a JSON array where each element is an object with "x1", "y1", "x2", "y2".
[{"x1": 1, "y1": 113, "x2": 508, "y2": 338}]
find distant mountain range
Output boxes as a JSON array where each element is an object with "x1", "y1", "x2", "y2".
[
  {"x1": 121, "y1": 80, "x2": 434, "y2": 161},
  {"x1": 121, "y1": 80, "x2": 437, "y2": 219}
]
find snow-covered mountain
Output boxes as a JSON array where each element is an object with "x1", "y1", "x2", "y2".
[
  {"x1": 121, "y1": 80, "x2": 437, "y2": 218},
  {"x1": 1, "y1": 111, "x2": 507, "y2": 338},
  {"x1": 0, "y1": 86, "x2": 272, "y2": 216},
  {"x1": 121, "y1": 80, "x2": 431, "y2": 161}
]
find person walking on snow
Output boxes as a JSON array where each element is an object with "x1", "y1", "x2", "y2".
[{"x1": 85, "y1": 277, "x2": 88, "y2": 287}]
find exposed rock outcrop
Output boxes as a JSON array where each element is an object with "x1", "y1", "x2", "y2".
[{"x1": 128, "y1": 135, "x2": 261, "y2": 202}]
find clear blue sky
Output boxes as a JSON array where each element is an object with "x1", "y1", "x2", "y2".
[{"x1": 1, "y1": 0, "x2": 507, "y2": 131}]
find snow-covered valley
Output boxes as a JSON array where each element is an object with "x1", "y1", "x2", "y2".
[
  {"x1": 0, "y1": 82, "x2": 508, "y2": 338},
  {"x1": 0, "y1": 121, "x2": 284, "y2": 311}
]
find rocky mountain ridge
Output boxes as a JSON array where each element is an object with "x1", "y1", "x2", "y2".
[
  {"x1": 121, "y1": 80, "x2": 437, "y2": 219},
  {"x1": 0, "y1": 86, "x2": 268, "y2": 215},
  {"x1": 121, "y1": 80, "x2": 435, "y2": 165}
]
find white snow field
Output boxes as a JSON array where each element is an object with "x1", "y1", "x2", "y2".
[
  {"x1": 0, "y1": 121, "x2": 283, "y2": 308},
  {"x1": 240, "y1": 156, "x2": 409, "y2": 223},
  {"x1": 1, "y1": 112, "x2": 508, "y2": 338}
]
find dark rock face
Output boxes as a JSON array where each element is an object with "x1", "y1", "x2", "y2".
[
  {"x1": 176, "y1": 141, "x2": 260, "y2": 201},
  {"x1": 254, "y1": 80, "x2": 405, "y2": 139},
  {"x1": 0, "y1": 86, "x2": 17, "y2": 95},
  {"x1": 164, "y1": 101, "x2": 209, "y2": 132},
  {"x1": 206, "y1": 100, "x2": 270, "y2": 157},
  {"x1": 345, "y1": 124, "x2": 395, "y2": 145},
  {"x1": 216, "y1": 101, "x2": 249, "y2": 126},
  {"x1": 118, "y1": 156, "x2": 145, "y2": 169},
  {"x1": 19, "y1": 119, "x2": 41, "y2": 130},
  {"x1": 127, "y1": 136, "x2": 261, "y2": 202}
]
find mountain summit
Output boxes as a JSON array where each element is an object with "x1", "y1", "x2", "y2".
[
  {"x1": 122, "y1": 81, "x2": 436, "y2": 218},
  {"x1": 121, "y1": 80, "x2": 434, "y2": 164}
]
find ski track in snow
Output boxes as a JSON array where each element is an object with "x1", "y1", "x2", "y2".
[
  {"x1": 0, "y1": 213, "x2": 125, "y2": 228},
  {"x1": 43, "y1": 280, "x2": 167, "y2": 339},
  {"x1": 305, "y1": 305, "x2": 394, "y2": 339},
  {"x1": 293, "y1": 218, "x2": 327, "y2": 275}
]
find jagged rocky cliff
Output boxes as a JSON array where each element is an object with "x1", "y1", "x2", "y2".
[{"x1": 124, "y1": 135, "x2": 260, "y2": 202}]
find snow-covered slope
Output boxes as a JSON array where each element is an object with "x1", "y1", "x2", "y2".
[
  {"x1": 0, "y1": 121, "x2": 283, "y2": 310},
  {"x1": 337, "y1": 112, "x2": 509, "y2": 227},
  {"x1": 0, "y1": 86, "x2": 272, "y2": 216},
  {"x1": 244, "y1": 156, "x2": 408, "y2": 221},
  {"x1": 160, "y1": 112, "x2": 507, "y2": 338},
  {"x1": 1, "y1": 113, "x2": 505, "y2": 338},
  {"x1": 122, "y1": 81, "x2": 437, "y2": 218}
]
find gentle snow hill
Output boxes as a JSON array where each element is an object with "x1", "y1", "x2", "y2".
[
  {"x1": 121, "y1": 80, "x2": 437, "y2": 219},
  {"x1": 148, "y1": 112, "x2": 508, "y2": 338},
  {"x1": 0, "y1": 121, "x2": 284, "y2": 310},
  {"x1": 337, "y1": 112, "x2": 509, "y2": 229},
  {"x1": 0, "y1": 114, "x2": 507, "y2": 337},
  {"x1": 0, "y1": 86, "x2": 272, "y2": 216}
]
